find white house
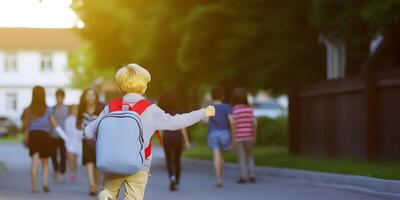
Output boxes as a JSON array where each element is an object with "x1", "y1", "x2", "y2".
[{"x1": 0, "y1": 28, "x2": 82, "y2": 124}]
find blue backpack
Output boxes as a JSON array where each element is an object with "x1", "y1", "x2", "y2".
[{"x1": 96, "y1": 99, "x2": 153, "y2": 175}]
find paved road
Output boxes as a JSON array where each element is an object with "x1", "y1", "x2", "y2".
[{"x1": 0, "y1": 143, "x2": 391, "y2": 200}]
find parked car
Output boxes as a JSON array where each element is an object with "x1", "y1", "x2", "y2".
[
  {"x1": 252, "y1": 101, "x2": 286, "y2": 118},
  {"x1": 0, "y1": 117, "x2": 19, "y2": 137}
]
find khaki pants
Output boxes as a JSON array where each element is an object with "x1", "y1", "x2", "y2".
[{"x1": 98, "y1": 170, "x2": 149, "y2": 200}]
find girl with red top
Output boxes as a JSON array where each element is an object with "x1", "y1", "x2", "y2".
[{"x1": 231, "y1": 87, "x2": 257, "y2": 184}]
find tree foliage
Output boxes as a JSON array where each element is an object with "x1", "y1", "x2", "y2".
[
  {"x1": 71, "y1": 0, "x2": 399, "y2": 101},
  {"x1": 178, "y1": 0, "x2": 325, "y2": 93},
  {"x1": 310, "y1": 0, "x2": 400, "y2": 74}
]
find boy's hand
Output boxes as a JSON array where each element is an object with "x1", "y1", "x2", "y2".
[{"x1": 205, "y1": 106, "x2": 216, "y2": 117}]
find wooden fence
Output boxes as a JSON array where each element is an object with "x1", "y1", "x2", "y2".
[{"x1": 289, "y1": 69, "x2": 400, "y2": 161}]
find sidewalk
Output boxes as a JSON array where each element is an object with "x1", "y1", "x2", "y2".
[{"x1": 184, "y1": 158, "x2": 400, "y2": 200}]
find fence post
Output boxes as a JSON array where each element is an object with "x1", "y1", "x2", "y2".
[
  {"x1": 289, "y1": 89, "x2": 300, "y2": 155},
  {"x1": 366, "y1": 70, "x2": 380, "y2": 161}
]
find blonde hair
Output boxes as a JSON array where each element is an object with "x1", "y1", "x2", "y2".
[{"x1": 115, "y1": 64, "x2": 151, "y2": 94}]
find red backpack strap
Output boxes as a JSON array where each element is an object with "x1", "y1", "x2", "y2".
[
  {"x1": 131, "y1": 99, "x2": 154, "y2": 115},
  {"x1": 109, "y1": 99, "x2": 123, "y2": 112},
  {"x1": 144, "y1": 131, "x2": 163, "y2": 159},
  {"x1": 129, "y1": 99, "x2": 157, "y2": 159},
  {"x1": 145, "y1": 140, "x2": 153, "y2": 159}
]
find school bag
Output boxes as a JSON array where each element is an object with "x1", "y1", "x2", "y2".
[{"x1": 96, "y1": 99, "x2": 154, "y2": 175}]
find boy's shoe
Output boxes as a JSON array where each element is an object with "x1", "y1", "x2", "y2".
[
  {"x1": 169, "y1": 180, "x2": 177, "y2": 191},
  {"x1": 216, "y1": 182, "x2": 223, "y2": 188},
  {"x1": 237, "y1": 179, "x2": 247, "y2": 184},
  {"x1": 249, "y1": 177, "x2": 256, "y2": 183}
]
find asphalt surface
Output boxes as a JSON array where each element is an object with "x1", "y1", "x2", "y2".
[{"x1": 0, "y1": 143, "x2": 390, "y2": 200}]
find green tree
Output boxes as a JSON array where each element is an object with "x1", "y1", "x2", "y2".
[
  {"x1": 72, "y1": 1, "x2": 206, "y2": 96},
  {"x1": 361, "y1": 0, "x2": 400, "y2": 33},
  {"x1": 310, "y1": 0, "x2": 400, "y2": 73},
  {"x1": 72, "y1": 0, "x2": 325, "y2": 102},
  {"x1": 178, "y1": 0, "x2": 325, "y2": 93}
]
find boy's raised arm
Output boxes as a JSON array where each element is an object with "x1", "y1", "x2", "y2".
[{"x1": 152, "y1": 105, "x2": 215, "y2": 131}]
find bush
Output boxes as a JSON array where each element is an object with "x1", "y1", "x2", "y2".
[
  {"x1": 187, "y1": 116, "x2": 288, "y2": 147},
  {"x1": 256, "y1": 116, "x2": 288, "y2": 146},
  {"x1": 188, "y1": 123, "x2": 208, "y2": 144}
]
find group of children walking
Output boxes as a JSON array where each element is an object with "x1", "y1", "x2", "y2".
[
  {"x1": 208, "y1": 86, "x2": 257, "y2": 187},
  {"x1": 23, "y1": 63, "x2": 256, "y2": 200},
  {"x1": 23, "y1": 87, "x2": 104, "y2": 196}
]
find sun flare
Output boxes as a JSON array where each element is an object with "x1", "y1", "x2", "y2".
[{"x1": 0, "y1": 0, "x2": 83, "y2": 28}]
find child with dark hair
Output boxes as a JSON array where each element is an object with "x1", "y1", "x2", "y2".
[
  {"x1": 231, "y1": 87, "x2": 257, "y2": 184},
  {"x1": 208, "y1": 86, "x2": 232, "y2": 188},
  {"x1": 50, "y1": 88, "x2": 68, "y2": 182},
  {"x1": 158, "y1": 90, "x2": 191, "y2": 191},
  {"x1": 76, "y1": 88, "x2": 104, "y2": 196},
  {"x1": 23, "y1": 86, "x2": 68, "y2": 193}
]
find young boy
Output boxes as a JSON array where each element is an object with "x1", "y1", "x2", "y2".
[
  {"x1": 51, "y1": 89, "x2": 69, "y2": 182},
  {"x1": 207, "y1": 86, "x2": 232, "y2": 188},
  {"x1": 84, "y1": 64, "x2": 215, "y2": 200}
]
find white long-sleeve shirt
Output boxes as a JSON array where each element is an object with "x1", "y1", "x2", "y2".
[
  {"x1": 64, "y1": 115, "x2": 83, "y2": 155},
  {"x1": 85, "y1": 93, "x2": 207, "y2": 172}
]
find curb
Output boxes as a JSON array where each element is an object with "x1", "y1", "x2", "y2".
[{"x1": 185, "y1": 159, "x2": 400, "y2": 200}]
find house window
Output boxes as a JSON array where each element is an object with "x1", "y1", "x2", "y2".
[
  {"x1": 5, "y1": 93, "x2": 18, "y2": 112},
  {"x1": 4, "y1": 52, "x2": 17, "y2": 72},
  {"x1": 40, "y1": 53, "x2": 53, "y2": 71}
]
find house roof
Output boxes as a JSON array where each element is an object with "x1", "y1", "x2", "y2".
[{"x1": 0, "y1": 28, "x2": 81, "y2": 50}]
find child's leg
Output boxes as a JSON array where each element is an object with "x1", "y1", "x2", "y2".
[
  {"x1": 98, "y1": 173, "x2": 125, "y2": 200},
  {"x1": 219, "y1": 150, "x2": 224, "y2": 177},
  {"x1": 175, "y1": 142, "x2": 183, "y2": 184},
  {"x1": 163, "y1": 141, "x2": 174, "y2": 179},
  {"x1": 50, "y1": 139, "x2": 59, "y2": 178},
  {"x1": 72, "y1": 155, "x2": 77, "y2": 176},
  {"x1": 68, "y1": 154, "x2": 77, "y2": 178},
  {"x1": 244, "y1": 141, "x2": 256, "y2": 178},
  {"x1": 236, "y1": 142, "x2": 248, "y2": 180},
  {"x1": 41, "y1": 158, "x2": 49, "y2": 187},
  {"x1": 213, "y1": 149, "x2": 222, "y2": 183},
  {"x1": 31, "y1": 153, "x2": 39, "y2": 192},
  {"x1": 59, "y1": 139, "x2": 67, "y2": 175},
  {"x1": 94, "y1": 167, "x2": 101, "y2": 185},
  {"x1": 124, "y1": 170, "x2": 149, "y2": 200},
  {"x1": 85, "y1": 163, "x2": 97, "y2": 192},
  {"x1": 217, "y1": 132, "x2": 230, "y2": 182}
]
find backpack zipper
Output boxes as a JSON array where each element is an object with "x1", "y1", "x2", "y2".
[{"x1": 97, "y1": 114, "x2": 145, "y2": 163}]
